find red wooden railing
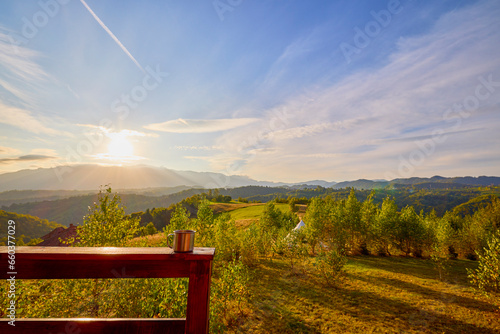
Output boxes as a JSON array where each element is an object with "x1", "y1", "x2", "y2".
[{"x1": 1, "y1": 246, "x2": 215, "y2": 334}]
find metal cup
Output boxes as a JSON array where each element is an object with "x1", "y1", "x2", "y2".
[{"x1": 167, "y1": 230, "x2": 196, "y2": 252}]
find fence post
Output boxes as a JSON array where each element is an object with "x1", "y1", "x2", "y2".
[{"x1": 185, "y1": 258, "x2": 213, "y2": 334}]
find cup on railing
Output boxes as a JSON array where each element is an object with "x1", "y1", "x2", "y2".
[{"x1": 167, "y1": 230, "x2": 196, "y2": 252}]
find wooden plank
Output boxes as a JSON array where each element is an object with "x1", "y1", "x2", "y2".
[
  {"x1": 0, "y1": 247, "x2": 215, "y2": 279},
  {"x1": 185, "y1": 260, "x2": 213, "y2": 334},
  {"x1": 0, "y1": 246, "x2": 215, "y2": 258},
  {"x1": 0, "y1": 318, "x2": 186, "y2": 334},
  {"x1": 3, "y1": 258, "x2": 190, "y2": 279}
]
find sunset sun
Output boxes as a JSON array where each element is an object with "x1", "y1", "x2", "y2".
[{"x1": 107, "y1": 133, "x2": 134, "y2": 159}]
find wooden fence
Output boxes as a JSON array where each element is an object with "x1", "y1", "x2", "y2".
[{"x1": 1, "y1": 246, "x2": 215, "y2": 334}]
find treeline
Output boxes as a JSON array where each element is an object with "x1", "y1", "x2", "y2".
[
  {"x1": 302, "y1": 190, "x2": 500, "y2": 260},
  {"x1": 220, "y1": 186, "x2": 500, "y2": 216}
]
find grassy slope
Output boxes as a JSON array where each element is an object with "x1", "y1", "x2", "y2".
[
  {"x1": 229, "y1": 256, "x2": 499, "y2": 333},
  {"x1": 225, "y1": 203, "x2": 289, "y2": 221}
]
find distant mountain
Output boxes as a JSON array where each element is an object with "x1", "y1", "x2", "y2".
[
  {"x1": 0, "y1": 210, "x2": 63, "y2": 243},
  {"x1": 332, "y1": 179, "x2": 389, "y2": 189},
  {"x1": 290, "y1": 180, "x2": 338, "y2": 188},
  {"x1": 0, "y1": 164, "x2": 283, "y2": 192},
  {"x1": 332, "y1": 176, "x2": 500, "y2": 189}
]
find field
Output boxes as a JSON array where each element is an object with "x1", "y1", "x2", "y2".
[
  {"x1": 212, "y1": 202, "x2": 289, "y2": 220},
  {"x1": 226, "y1": 256, "x2": 500, "y2": 333}
]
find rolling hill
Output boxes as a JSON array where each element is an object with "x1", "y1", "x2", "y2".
[{"x1": 0, "y1": 210, "x2": 63, "y2": 243}]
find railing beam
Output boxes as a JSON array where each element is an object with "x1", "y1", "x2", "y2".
[{"x1": 0, "y1": 246, "x2": 215, "y2": 334}]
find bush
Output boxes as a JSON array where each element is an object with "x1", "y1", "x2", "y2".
[
  {"x1": 314, "y1": 248, "x2": 347, "y2": 287},
  {"x1": 467, "y1": 231, "x2": 500, "y2": 296}
]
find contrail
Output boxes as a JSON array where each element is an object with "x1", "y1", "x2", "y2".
[{"x1": 79, "y1": 0, "x2": 146, "y2": 74}]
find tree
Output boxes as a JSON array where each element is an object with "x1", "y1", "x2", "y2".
[
  {"x1": 360, "y1": 191, "x2": 378, "y2": 254},
  {"x1": 467, "y1": 231, "x2": 500, "y2": 299},
  {"x1": 195, "y1": 199, "x2": 214, "y2": 245},
  {"x1": 396, "y1": 205, "x2": 426, "y2": 256},
  {"x1": 427, "y1": 213, "x2": 452, "y2": 280},
  {"x1": 145, "y1": 222, "x2": 157, "y2": 235},
  {"x1": 164, "y1": 204, "x2": 191, "y2": 235},
  {"x1": 77, "y1": 186, "x2": 141, "y2": 247},
  {"x1": 288, "y1": 196, "x2": 299, "y2": 213},
  {"x1": 303, "y1": 197, "x2": 328, "y2": 255},
  {"x1": 373, "y1": 196, "x2": 399, "y2": 256}
]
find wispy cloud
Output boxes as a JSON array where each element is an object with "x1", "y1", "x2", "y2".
[
  {"x1": 145, "y1": 118, "x2": 259, "y2": 133},
  {"x1": 0, "y1": 27, "x2": 47, "y2": 105},
  {"x1": 77, "y1": 124, "x2": 157, "y2": 137},
  {"x1": 0, "y1": 146, "x2": 21, "y2": 156},
  {"x1": 0, "y1": 154, "x2": 55, "y2": 164},
  {"x1": 79, "y1": 0, "x2": 146, "y2": 74},
  {"x1": 205, "y1": 1, "x2": 500, "y2": 181},
  {"x1": 174, "y1": 145, "x2": 220, "y2": 151},
  {"x1": 0, "y1": 101, "x2": 69, "y2": 136}
]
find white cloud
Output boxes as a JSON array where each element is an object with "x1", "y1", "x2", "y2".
[
  {"x1": 144, "y1": 118, "x2": 259, "y2": 133},
  {"x1": 0, "y1": 101, "x2": 68, "y2": 136}
]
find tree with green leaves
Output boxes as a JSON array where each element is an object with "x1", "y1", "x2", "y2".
[
  {"x1": 467, "y1": 231, "x2": 500, "y2": 301},
  {"x1": 395, "y1": 205, "x2": 426, "y2": 256},
  {"x1": 373, "y1": 196, "x2": 399, "y2": 256},
  {"x1": 195, "y1": 199, "x2": 214, "y2": 245},
  {"x1": 77, "y1": 186, "x2": 140, "y2": 247}
]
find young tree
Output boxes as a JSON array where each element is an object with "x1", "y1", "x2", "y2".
[
  {"x1": 164, "y1": 204, "x2": 191, "y2": 235},
  {"x1": 343, "y1": 189, "x2": 362, "y2": 254},
  {"x1": 396, "y1": 205, "x2": 426, "y2": 256},
  {"x1": 195, "y1": 199, "x2": 214, "y2": 245},
  {"x1": 303, "y1": 197, "x2": 329, "y2": 255},
  {"x1": 77, "y1": 186, "x2": 141, "y2": 247},
  {"x1": 373, "y1": 196, "x2": 399, "y2": 256},
  {"x1": 467, "y1": 231, "x2": 500, "y2": 299},
  {"x1": 360, "y1": 191, "x2": 378, "y2": 254}
]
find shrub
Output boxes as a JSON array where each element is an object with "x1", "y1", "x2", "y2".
[
  {"x1": 314, "y1": 248, "x2": 347, "y2": 287},
  {"x1": 467, "y1": 231, "x2": 500, "y2": 296}
]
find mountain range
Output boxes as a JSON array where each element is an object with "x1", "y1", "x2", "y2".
[
  {"x1": 0, "y1": 165, "x2": 499, "y2": 193},
  {"x1": 0, "y1": 164, "x2": 286, "y2": 192}
]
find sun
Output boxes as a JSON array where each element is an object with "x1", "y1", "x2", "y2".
[{"x1": 107, "y1": 133, "x2": 134, "y2": 159}]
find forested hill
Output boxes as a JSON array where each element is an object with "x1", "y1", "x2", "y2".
[
  {"x1": 0, "y1": 210, "x2": 63, "y2": 244},
  {"x1": 4, "y1": 185, "x2": 500, "y2": 227},
  {"x1": 2, "y1": 189, "x2": 206, "y2": 227}
]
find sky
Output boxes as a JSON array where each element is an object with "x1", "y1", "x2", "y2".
[{"x1": 0, "y1": 0, "x2": 499, "y2": 183}]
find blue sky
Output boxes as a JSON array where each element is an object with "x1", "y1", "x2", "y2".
[{"x1": 0, "y1": 0, "x2": 499, "y2": 183}]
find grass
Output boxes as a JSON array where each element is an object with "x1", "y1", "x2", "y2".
[
  {"x1": 227, "y1": 203, "x2": 289, "y2": 221},
  {"x1": 225, "y1": 255, "x2": 500, "y2": 333}
]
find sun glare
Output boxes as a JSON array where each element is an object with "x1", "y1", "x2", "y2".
[{"x1": 108, "y1": 133, "x2": 134, "y2": 159}]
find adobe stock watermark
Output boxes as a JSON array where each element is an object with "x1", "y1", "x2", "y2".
[
  {"x1": 385, "y1": 74, "x2": 500, "y2": 180},
  {"x1": 339, "y1": 0, "x2": 408, "y2": 64},
  {"x1": 52, "y1": 64, "x2": 168, "y2": 182},
  {"x1": 7, "y1": 0, "x2": 71, "y2": 54},
  {"x1": 204, "y1": 108, "x2": 295, "y2": 189},
  {"x1": 213, "y1": 0, "x2": 244, "y2": 22}
]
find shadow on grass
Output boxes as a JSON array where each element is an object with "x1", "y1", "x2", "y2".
[
  {"x1": 303, "y1": 275, "x2": 499, "y2": 334},
  {"x1": 241, "y1": 257, "x2": 499, "y2": 333},
  {"x1": 351, "y1": 256, "x2": 477, "y2": 285},
  {"x1": 350, "y1": 272, "x2": 498, "y2": 313}
]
